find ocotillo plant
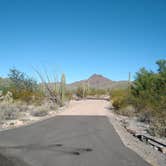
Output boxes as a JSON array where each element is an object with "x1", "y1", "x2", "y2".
[{"x1": 34, "y1": 68, "x2": 62, "y2": 106}]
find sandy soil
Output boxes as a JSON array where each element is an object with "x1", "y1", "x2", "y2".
[{"x1": 58, "y1": 99, "x2": 109, "y2": 116}]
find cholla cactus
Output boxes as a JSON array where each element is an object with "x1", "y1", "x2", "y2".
[
  {"x1": 4, "y1": 91, "x2": 13, "y2": 103},
  {"x1": 0, "y1": 91, "x2": 13, "y2": 103}
]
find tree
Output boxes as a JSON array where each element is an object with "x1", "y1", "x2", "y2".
[
  {"x1": 8, "y1": 68, "x2": 38, "y2": 100},
  {"x1": 131, "y1": 60, "x2": 166, "y2": 115},
  {"x1": 156, "y1": 59, "x2": 166, "y2": 74}
]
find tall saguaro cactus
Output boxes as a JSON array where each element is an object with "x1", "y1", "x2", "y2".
[{"x1": 59, "y1": 73, "x2": 66, "y2": 106}]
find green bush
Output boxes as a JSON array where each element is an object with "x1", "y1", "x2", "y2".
[
  {"x1": 110, "y1": 89, "x2": 129, "y2": 110},
  {"x1": 65, "y1": 90, "x2": 73, "y2": 100},
  {"x1": 75, "y1": 84, "x2": 89, "y2": 98},
  {"x1": 117, "y1": 105, "x2": 135, "y2": 117},
  {"x1": 130, "y1": 60, "x2": 166, "y2": 137},
  {"x1": 75, "y1": 86, "x2": 107, "y2": 99},
  {"x1": 0, "y1": 78, "x2": 11, "y2": 94},
  {"x1": 131, "y1": 60, "x2": 166, "y2": 113},
  {"x1": 7, "y1": 68, "x2": 44, "y2": 103},
  {"x1": 110, "y1": 60, "x2": 166, "y2": 137},
  {"x1": 88, "y1": 88, "x2": 107, "y2": 96}
]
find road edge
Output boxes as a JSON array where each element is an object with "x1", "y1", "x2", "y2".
[{"x1": 107, "y1": 112, "x2": 166, "y2": 166}]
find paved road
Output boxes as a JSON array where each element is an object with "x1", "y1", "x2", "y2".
[{"x1": 0, "y1": 115, "x2": 150, "y2": 166}]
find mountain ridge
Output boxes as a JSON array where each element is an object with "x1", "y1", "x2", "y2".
[{"x1": 68, "y1": 74, "x2": 128, "y2": 90}]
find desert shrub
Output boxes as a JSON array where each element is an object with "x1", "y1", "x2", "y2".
[
  {"x1": 65, "y1": 90, "x2": 73, "y2": 100},
  {"x1": 109, "y1": 60, "x2": 166, "y2": 137},
  {"x1": 75, "y1": 86, "x2": 84, "y2": 98},
  {"x1": 0, "y1": 103, "x2": 19, "y2": 120},
  {"x1": 8, "y1": 68, "x2": 37, "y2": 92},
  {"x1": 131, "y1": 60, "x2": 166, "y2": 113},
  {"x1": 14, "y1": 102, "x2": 29, "y2": 112},
  {"x1": 75, "y1": 84, "x2": 89, "y2": 98},
  {"x1": 75, "y1": 86, "x2": 107, "y2": 99},
  {"x1": 0, "y1": 78, "x2": 11, "y2": 94},
  {"x1": 148, "y1": 117, "x2": 166, "y2": 137},
  {"x1": 110, "y1": 89, "x2": 129, "y2": 110},
  {"x1": 116, "y1": 105, "x2": 135, "y2": 117},
  {"x1": 7, "y1": 68, "x2": 43, "y2": 103},
  {"x1": 88, "y1": 88, "x2": 107, "y2": 96},
  {"x1": 30, "y1": 107, "x2": 48, "y2": 117},
  {"x1": 130, "y1": 60, "x2": 166, "y2": 137},
  {"x1": 131, "y1": 68, "x2": 156, "y2": 112}
]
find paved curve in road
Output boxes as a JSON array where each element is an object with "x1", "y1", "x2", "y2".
[{"x1": 0, "y1": 115, "x2": 150, "y2": 166}]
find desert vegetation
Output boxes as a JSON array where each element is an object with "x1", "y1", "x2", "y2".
[
  {"x1": 0, "y1": 68, "x2": 70, "y2": 127},
  {"x1": 111, "y1": 60, "x2": 166, "y2": 137},
  {"x1": 0, "y1": 60, "x2": 165, "y2": 138},
  {"x1": 75, "y1": 84, "x2": 108, "y2": 99}
]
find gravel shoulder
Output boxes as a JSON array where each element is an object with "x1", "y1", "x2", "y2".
[{"x1": 107, "y1": 111, "x2": 166, "y2": 166}]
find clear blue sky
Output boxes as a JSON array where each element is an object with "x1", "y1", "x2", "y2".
[{"x1": 0, "y1": 0, "x2": 165, "y2": 83}]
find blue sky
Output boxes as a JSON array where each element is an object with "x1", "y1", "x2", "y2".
[{"x1": 0, "y1": 0, "x2": 166, "y2": 83}]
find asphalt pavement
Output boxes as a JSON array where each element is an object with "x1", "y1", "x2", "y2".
[{"x1": 0, "y1": 116, "x2": 150, "y2": 166}]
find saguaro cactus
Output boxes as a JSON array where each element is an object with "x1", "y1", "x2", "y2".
[{"x1": 59, "y1": 73, "x2": 66, "y2": 106}]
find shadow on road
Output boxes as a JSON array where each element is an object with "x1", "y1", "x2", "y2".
[
  {"x1": 0, "y1": 153, "x2": 30, "y2": 166},
  {"x1": 0, "y1": 143, "x2": 93, "y2": 156}
]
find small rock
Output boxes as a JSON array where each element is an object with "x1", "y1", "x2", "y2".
[{"x1": 159, "y1": 147, "x2": 166, "y2": 154}]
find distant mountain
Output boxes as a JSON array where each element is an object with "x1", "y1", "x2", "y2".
[{"x1": 68, "y1": 74, "x2": 129, "y2": 90}]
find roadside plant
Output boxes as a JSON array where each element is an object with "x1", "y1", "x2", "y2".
[
  {"x1": 59, "y1": 73, "x2": 66, "y2": 106},
  {"x1": 8, "y1": 68, "x2": 41, "y2": 103},
  {"x1": 75, "y1": 83, "x2": 89, "y2": 99},
  {"x1": 0, "y1": 103, "x2": 19, "y2": 120},
  {"x1": 110, "y1": 89, "x2": 129, "y2": 110},
  {"x1": 34, "y1": 69, "x2": 69, "y2": 107},
  {"x1": 109, "y1": 60, "x2": 166, "y2": 137},
  {"x1": 30, "y1": 107, "x2": 49, "y2": 117}
]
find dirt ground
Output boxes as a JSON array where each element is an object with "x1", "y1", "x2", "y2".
[{"x1": 58, "y1": 99, "x2": 109, "y2": 116}]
